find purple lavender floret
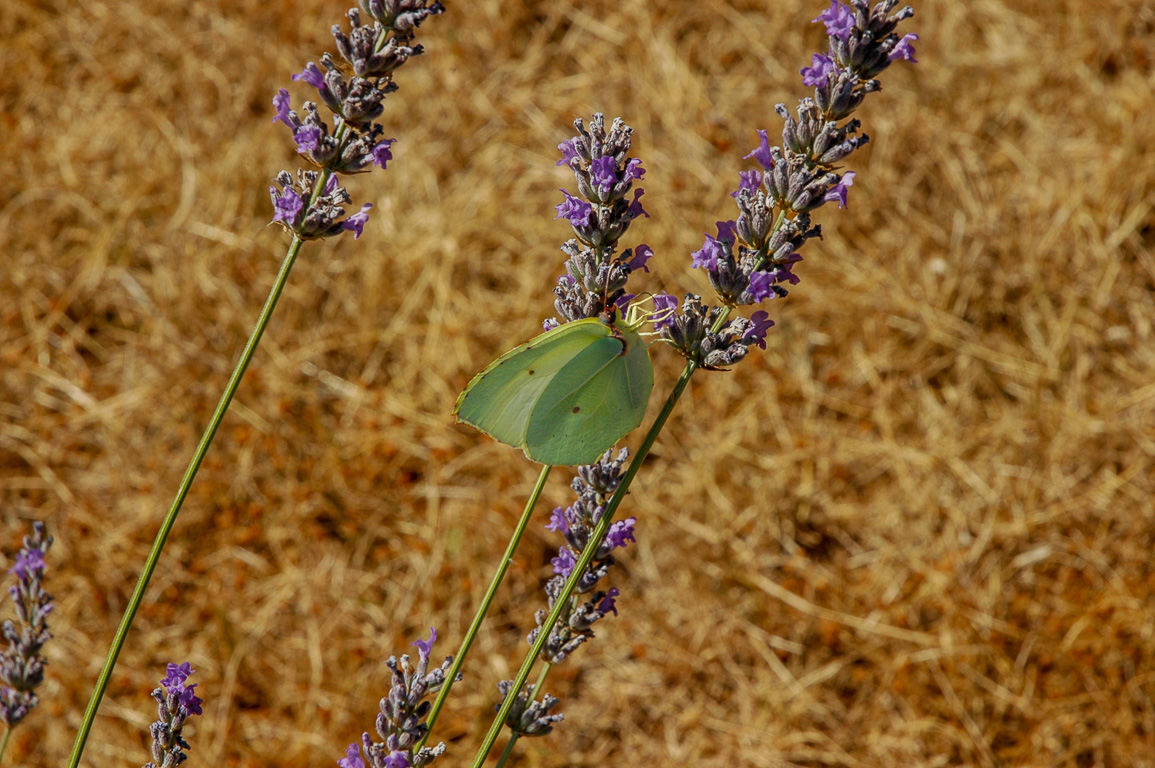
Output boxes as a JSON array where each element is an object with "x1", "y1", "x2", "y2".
[
  {"x1": 270, "y1": 170, "x2": 374, "y2": 240},
  {"x1": 550, "y1": 114, "x2": 652, "y2": 324},
  {"x1": 801, "y1": 52, "x2": 836, "y2": 87},
  {"x1": 269, "y1": 1, "x2": 443, "y2": 239},
  {"x1": 551, "y1": 548, "x2": 577, "y2": 578},
  {"x1": 606, "y1": 517, "x2": 636, "y2": 549},
  {"x1": 554, "y1": 190, "x2": 593, "y2": 228},
  {"x1": 744, "y1": 129, "x2": 774, "y2": 170},
  {"x1": 142, "y1": 662, "x2": 203, "y2": 768},
  {"x1": 660, "y1": 295, "x2": 772, "y2": 369},
  {"x1": 1, "y1": 521, "x2": 53, "y2": 730},
  {"x1": 342, "y1": 629, "x2": 457, "y2": 768}
]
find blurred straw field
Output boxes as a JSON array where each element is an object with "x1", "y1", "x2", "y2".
[{"x1": 3, "y1": 0, "x2": 1155, "y2": 765}]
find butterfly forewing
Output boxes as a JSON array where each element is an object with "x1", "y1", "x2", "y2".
[
  {"x1": 526, "y1": 334, "x2": 626, "y2": 465},
  {"x1": 525, "y1": 326, "x2": 653, "y2": 466},
  {"x1": 454, "y1": 320, "x2": 608, "y2": 447}
]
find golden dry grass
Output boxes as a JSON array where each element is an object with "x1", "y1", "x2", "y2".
[{"x1": 3, "y1": 0, "x2": 1155, "y2": 766}]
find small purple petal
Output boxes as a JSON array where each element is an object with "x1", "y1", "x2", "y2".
[
  {"x1": 590, "y1": 156, "x2": 618, "y2": 195},
  {"x1": 744, "y1": 311, "x2": 775, "y2": 350},
  {"x1": 338, "y1": 744, "x2": 367, "y2": 768},
  {"x1": 292, "y1": 62, "x2": 326, "y2": 90},
  {"x1": 715, "y1": 220, "x2": 737, "y2": 242},
  {"x1": 749, "y1": 271, "x2": 775, "y2": 303},
  {"x1": 772, "y1": 255, "x2": 803, "y2": 286},
  {"x1": 551, "y1": 547, "x2": 577, "y2": 577},
  {"x1": 597, "y1": 587, "x2": 620, "y2": 617},
  {"x1": 342, "y1": 203, "x2": 373, "y2": 239},
  {"x1": 889, "y1": 33, "x2": 919, "y2": 63},
  {"x1": 615, "y1": 293, "x2": 636, "y2": 313},
  {"x1": 543, "y1": 318, "x2": 560, "y2": 331},
  {"x1": 372, "y1": 138, "x2": 396, "y2": 169},
  {"x1": 691, "y1": 235, "x2": 723, "y2": 271},
  {"x1": 412, "y1": 627, "x2": 437, "y2": 662},
  {"x1": 621, "y1": 158, "x2": 646, "y2": 183},
  {"x1": 271, "y1": 187, "x2": 304, "y2": 224},
  {"x1": 555, "y1": 190, "x2": 593, "y2": 227},
  {"x1": 651, "y1": 293, "x2": 678, "y2": 330},
  {"x1": 607, "y1": 517, "x2": 636, "y2": 549},
  {"x1": 625, "y1": 188, "x2": 648, "y2": 218},
  {"x1": 383, "y1": 751, "x2": 411, "y2": 768},
  {"x1": 324, "y1": 174, "x2": 339, "y2": 195},
  {"x1": 294, "y1": 124, "x2": 321, "y2": 153},
  {"x1": 9, "y1": 549, "x2": 44, "y2": 580},
  {"x1": 801, "y1": 52, "x2": 836, "y2": 87},
  {"x1": 162, "y1": 662, "x2": 193, "y2": 690},
  {"x1": 813, "y1": 0, "x2": 855, "y2": 41},
  {"x1": 744, "y1": 129, "x2": 774, "y2": 170},
  {"x1": 824, "y1": 171, "x2": 856, "y2": 209},
  {"x1": 731, "y1": 170, "x2": 764, "y2": 198},
  {"x1": 627, "y1": 243, "x2": 653, "y2": 273},
  {"x1": 546, "y1": 507, "x2": 569, "y2": 533},
  {"x1": 272, "y1": 89, "x2": 293, "y2": 126},
  {"x1": 179, "y1": 684, "x2": 203, "y2": 717},
  {"x1": 556, "y1": 138, "x2": 581, "y2": 167}
]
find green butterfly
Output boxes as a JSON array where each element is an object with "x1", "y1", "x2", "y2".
[{"x1": 454, "y1": 311, "x2": 654, "y2": 466}]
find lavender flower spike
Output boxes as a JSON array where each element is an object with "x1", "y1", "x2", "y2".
[
  {"x1": 343, "y1": 629, "x2": 458, "y2": 768},
  {"x1": 1, "y1": 521, "x2": 53, "y2": 730},
  {"x1": 143, "y1": 662, "x2": 204, "y2": 768},
  {"x1": 660, "y1": 0, "x2": 916, "y2": 366},
  {"x1": 269, "y1": 0, "x2": 443, "y2": 241},
  {"x1": 549, "y1": 114, "x2": 653, "y2": 326}
]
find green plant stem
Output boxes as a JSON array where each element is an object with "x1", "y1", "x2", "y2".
[
  {"x1": 470, "y1": 355, "x2": 702, "y2": 768},
  {"x1": 494, "y1": 732, "x2": 520, "y2": 768},
  {"x1": 66, "y1": 235, "x2": 307, "y2": 768},
  {"x1": 1, "y1": 726, "x2": 12, "y2": 764},
  {"x1": 418, "y1": 464, "x2": 553, "y2": 747}
]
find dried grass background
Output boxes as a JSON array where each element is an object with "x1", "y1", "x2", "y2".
[{"x1": 3, "y1": 0, "x2": 1155, "y2": 766}]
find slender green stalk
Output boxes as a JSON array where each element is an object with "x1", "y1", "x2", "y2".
[
  {"x1": 470, "y1": 358, "x2": 700, "y2": 768},
  {"x1": 1, "y1": 727, "x2": 11, "y2": 764},
  {"x1": 66, "y1": 235, "x2": 306, "y2": 768},
  {"x1": 494, "y1": 732, "x2": 519, "y2": 768},
  {"x1": 418, "y1": 464, "x2": 553, "y2": 745}
]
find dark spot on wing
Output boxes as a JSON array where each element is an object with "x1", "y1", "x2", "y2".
[
  {"x1": 571, "y1": 406, "x2": 581, "y2": 413},
  {"x1": 528, "y1": 369, "x2": 535, "y2": 375}
]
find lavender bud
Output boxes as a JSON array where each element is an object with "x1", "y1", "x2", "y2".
[
  {"x1": 495, "y1": 682, "x2": 564, "y2": 737},
  {"x1": 575, "y1": 448, "x2": 628, "y2": 495},
  {"x1": 357, "y1": 0, "x2": 445, "y2": 35}
]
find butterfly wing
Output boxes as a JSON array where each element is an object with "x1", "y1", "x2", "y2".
[
  {"x1": 526, "y1": 324, "x2": 654, "y2": 465},
  {"x1": 454, "y1": 320, "x2": 607, "y2": 449}
]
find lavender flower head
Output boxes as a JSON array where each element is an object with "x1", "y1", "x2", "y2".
[
  {"x1": 270, "y1": 1, "x2": 444, "y2": 241},
  {"x1": 143, "y1": 662, "x2": 204, "y2": 768},
  {"x1": 1, "y1": 521, "x2": 53, "y2": 729},
  {"x1": 340, "y1": 629, "x2": 458, "y2": 768},
  {"x1": 661, "y1": 0, "x2": 917, "y2": 367},
  {"x1": 550, "y1": 114, "x2": 653, "y2": 326}
]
